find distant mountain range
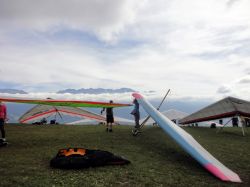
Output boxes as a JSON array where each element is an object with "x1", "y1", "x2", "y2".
[
  {"x1": 0, "y1": 88, "x2": 136, "y2": 94},
  {"x1": 57, "y1": 88, "x2": 136, "y2": 94},
  {"x1": 0, "y1": 89, "x2": 27, "y2": 94}
]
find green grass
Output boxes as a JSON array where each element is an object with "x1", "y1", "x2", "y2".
[{"x1": 0, "y1": 124, "x2": 249, "y2": 187}]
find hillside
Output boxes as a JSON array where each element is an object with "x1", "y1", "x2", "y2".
[{"x1": 0, "y1": 125, "x2": 249, "y2": 186}]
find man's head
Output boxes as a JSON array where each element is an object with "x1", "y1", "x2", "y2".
[{"x1": 109, "y1": 100, "x2": 113, "y2": 103}]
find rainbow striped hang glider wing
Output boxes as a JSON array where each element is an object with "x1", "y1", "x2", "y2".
[
  {"x1": 19, "y1": 105, "x2": 106, "y2": 123},
  {"x1": 0, "y1": 97, "x2": 131, "y2": 108},
  {"x1": 132, "y1": 93, "x2": 241, "y2": 183}
]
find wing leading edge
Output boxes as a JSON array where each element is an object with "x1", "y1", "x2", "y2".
[
  {"x1": 132, "y1": 93, "x2": 241, "y2": 183},
  {"x1": 0, "y1": 97, "x2": 131, "y2": 108}
]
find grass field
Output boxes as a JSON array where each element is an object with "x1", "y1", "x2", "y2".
[{"x1": 0, "y1": 124, "x2": 249, "y2": 187}]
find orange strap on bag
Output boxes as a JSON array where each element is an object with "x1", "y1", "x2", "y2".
[{"x1": 58, "y1": 148, "x2": 86, "y2": 157}]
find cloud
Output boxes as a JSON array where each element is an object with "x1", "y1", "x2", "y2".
[
  {"x1": 0, "y1": 0, "x2": 250, "y2": 100},
  {"x1": 245, "y1": 68, "x2": 250, "y2": 75},
  {"x1": 0, "y1": 91, "x2": 169, "y2": 104},
  {"x1": 217, "y1": 85, "x2": 232, "y2": 94},
  {"x1": 238, "y1": 76, "x2": 250, "y2": 84},
  {"x1": 1, "y1": 0, "x2": 250, "y2": 46},
  {"x1": 226, "y1": 0, "x2": 241, "y2": 8},
  {"x1": 217, "y1": 74, "x2": 250, "y2": 100},
  {"x1": 0, "y1": 0, "x2": 144, "y2": 43}
]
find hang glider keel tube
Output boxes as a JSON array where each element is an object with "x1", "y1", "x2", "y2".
[{"x1": 132, "y1": 93, "x2": 241, "y2": 183}]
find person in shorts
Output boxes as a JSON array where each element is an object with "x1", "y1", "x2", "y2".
[{"x1": 101, "y1": 100, "x2": 114, "y2": 132}]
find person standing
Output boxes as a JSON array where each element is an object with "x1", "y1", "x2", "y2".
[
  {"x1": 131, "y1": 99, "x2": 140, "y2": 129},
  {"x1": 101, "y1": 100, "x2": 114, "y2": 132},
  {"x1": 0, "y1": 101, "x2": 7, "y2": 141}
]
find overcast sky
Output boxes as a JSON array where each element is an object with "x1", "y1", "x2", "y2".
[{"x1": 0, "y1": 0, "x2": 250, "y2": 101}]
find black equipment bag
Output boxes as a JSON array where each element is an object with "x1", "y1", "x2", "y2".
[{"x1": 50, "y1": 148, "x2": 130, "y2": 169}]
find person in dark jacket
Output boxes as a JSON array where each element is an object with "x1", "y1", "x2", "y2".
[
  {"x1": 101, "y1": 100, "x2": 114, "y2": 132},
  {"x1": 131, "y1": 99, "x2": 140, "y2": 129},
  {"x1": 0, "y1": 101, "x2": 7, "y2": 141}
]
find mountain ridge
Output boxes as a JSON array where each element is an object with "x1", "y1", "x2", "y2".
[
  {"x1": 57, "y1": 88, "x2": 136, "y2": 94},
  {"x1": 0, "y1": 89, "x2": 27, "y2": 94}
]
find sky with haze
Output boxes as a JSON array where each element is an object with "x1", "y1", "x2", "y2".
[{"x1": 0, "y1": 0, "x2": 250, "y2": 102}]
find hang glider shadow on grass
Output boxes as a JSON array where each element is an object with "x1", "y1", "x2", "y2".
[
  {"x1": 0, "y1": 96, "x2": 132, "y2": 108},
  {"x1": 132, "y1": 93, "x2": 241, "y2": 183},
  {"x1": 18, "y1": 105, "x2": 107, "y2": 124}
]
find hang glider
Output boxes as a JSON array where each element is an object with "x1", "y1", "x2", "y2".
[
  {"x1": 132, "y1": 93, "x2": 241, "y2": 183},
  {"x1": 0, "y1": 97, "x2": 131, "y2": 108},
  {"x1": 19, "y1": 105, "x2": 106, "y2": 124}
]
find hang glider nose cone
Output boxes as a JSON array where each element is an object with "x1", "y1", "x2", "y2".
[
  {"x1": 205, "y1": 163, "x2": 242, "y2": 183},
  {"x1": 132, "y1": 93, "x2": 143, "y2": 99}
]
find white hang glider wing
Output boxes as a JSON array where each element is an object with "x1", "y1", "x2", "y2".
[{"x1": 132, "y1": 93, "x2": 241, "y2": 183}]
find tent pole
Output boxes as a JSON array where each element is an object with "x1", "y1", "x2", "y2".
[
  {"x1": 217, "y1": 118, "x2": 232, "y2": 134},
  {"x1": 239, "y1": 116, "x2": 245, "y2": 136}
]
